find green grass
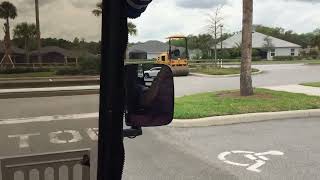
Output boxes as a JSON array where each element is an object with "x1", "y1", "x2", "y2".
[
  {"x1": 301, "y1": 82, "x2": 320, "y2": 87},
  {"x1": 221, "y1": 59, "x2": 320, "y2": 65},
  {"x1": 191, "y1": 66, "x2": 259, "y2": 75},
  {"x1": 0, "y1": 71, "x2": 56, "y2": 78},
  {"x1": 307, "y1": 61, "x2": 320, "y2": 65},
  {"x1": 174, "y1": 88, "x2": 320, "y2": 119}
]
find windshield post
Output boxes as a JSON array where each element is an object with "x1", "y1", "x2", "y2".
[{"x1": 97, "y1": 0, "x2": 127, "y2": 179}]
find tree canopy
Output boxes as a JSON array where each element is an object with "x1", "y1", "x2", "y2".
[
  {"x1": 0, "y1": 1, "x2": 17, "y2": 20},
  {"x1": 255, "y1": 25, "x2": 319, "y2": 48},
  {"x1": 13, "y1": 23, "x2": 37, "y2": 40},
  {"x1": 92, "y1": 1, "x2": 137, "y2": 36}
]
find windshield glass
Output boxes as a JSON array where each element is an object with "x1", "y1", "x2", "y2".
[{"x1": 1, "y1": 0, "x2": 320, "y2": 180}]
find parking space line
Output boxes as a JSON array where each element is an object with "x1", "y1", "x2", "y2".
[{"x1": 0, "y1": 113, "x2": 99, "y2": 125}]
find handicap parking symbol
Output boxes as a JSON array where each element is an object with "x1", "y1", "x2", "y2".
[{"x1": 218, "y1": 150, "x2": 284, "y2": 173}]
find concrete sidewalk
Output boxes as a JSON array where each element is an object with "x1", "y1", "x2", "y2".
[
  {"x1": 263, "y1": 84, "x2": 320, "y2": 96},
  {"x1": 0, "y1": 85, "x2": 99, "y2": 93},
  {"x1": 0, "y1": 85, "x2": 99, "y2": 99}
]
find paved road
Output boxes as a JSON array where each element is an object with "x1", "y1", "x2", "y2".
[
  {"x1": 0, "y1": 64, "x2": 320, "y2": 179},
  {"x1": 1, "y1": 115, "x2": 320, "y2": 179},
  {"x1": 176, "y1": 64, "x2": 320, "y2": 96},
  {"x1": 155, "y1": 117, "x2": 320, "y2": 180},
  {"x1": 1, "y1": 64, "x2": 320, "y2": 119}
]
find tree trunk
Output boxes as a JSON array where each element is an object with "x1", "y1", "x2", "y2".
[
  {"x1": 35, "y1": 0, "x2": 42, "y2": 66},
  {"x1": 240, "y1": 0, "x2": 254, "y2": 96},
  {"x1": 214, "y1": 21, "x2": 217, "y2": 65},
  {"x1": 25, "y1": 38, "x2": 30, "y2": 64},
  {"x1": 1, "y1": 18, "x2": 13, "y2": 68}
]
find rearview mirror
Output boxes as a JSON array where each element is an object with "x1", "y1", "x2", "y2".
[{"x1": 124, "y1": 64, "x2": 174, "y2": 127}]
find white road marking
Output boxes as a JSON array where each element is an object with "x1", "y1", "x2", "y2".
[
  {"x1": 8, "y1": 133, "x2": 40, "y2": 148},
  {"x1": 86, "y1": 128, "x2": 99, "y2": 141},
  {"x1": 8, "y1": 128, "x2": 98, "y2": 149},
  {"x1": 245, "y1": 154, "x2": 257, "y2": 160},
  {"x1": 217, "y1": 151, "x2": 230, "y2": 161},
  {"x1": 255, "y1": 151, "x2": 284, "y2": 156},
  {"x1": 246, "y1": 160, "x2": 265, "y2": 173},
  {"x1": 218, "y1": 151, "x2": 249, "y2": 167},
  {"x1": 0, "y1": 113, "x2": 99, "y2": 125},
  {"x1": 0, "y1": 85, "x2": 99, "y2": 93},
  {"x1": 224, "y1": 160, "x2": 249, "y2": 167},
  {"x1": 232, "y1": 150, "x2": 254, "y2": 154},
  {"x1": 218, "y1": 150, "x2": 285, "y2": 173},
  {"x1": 49, "y1": 130, "x2": 83, "y2": 144},
  {"x1": 257, "y1": 156, "x2": 269, "y2": 161}
]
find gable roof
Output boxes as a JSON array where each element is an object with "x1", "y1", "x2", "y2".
[
  {"x1": 128, "y1": 40, "x2": 185, "y2": 54},
  {"x1": 217, "y1": 31, "x2": 302, "y2": 49},
  {"x1": 128, "y1": 40, "x2": 169, "y2": 53},
  {"x1": 0, "y1": 41, "x2": 25, "y2": 54},
  {"x1": 30, "y1": 46, "x2": 77, "y2": 58}
]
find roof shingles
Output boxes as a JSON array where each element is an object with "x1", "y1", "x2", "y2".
[{"x1": 218, "y1": 31, "x2": 302, "y2": 49}]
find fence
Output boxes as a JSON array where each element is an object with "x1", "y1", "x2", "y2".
[{"x1": 0, "y1": 149, "x2": 90, "y2": 180}]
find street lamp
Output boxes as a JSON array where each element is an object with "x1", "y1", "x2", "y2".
[{"x1": 219, "y1": 25, "x2": 224, "y2": 67}]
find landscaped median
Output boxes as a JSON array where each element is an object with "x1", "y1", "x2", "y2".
[
  {"x1": 172, "y1": 88, "x2": 320, "y2": 127},
  {"x1": 301, "y1": 82, "x2": 320, "y2": 88},
  {"x1": 190, "y1": 66, "x2": 261, "y2": 76}
]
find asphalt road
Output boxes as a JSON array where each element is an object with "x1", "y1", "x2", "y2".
[{"x1": 0, "y1": 64, "x2": 320, "y2": 179}]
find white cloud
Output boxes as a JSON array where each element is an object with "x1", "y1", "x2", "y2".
[
  {"x1": 2, "y1": 0, "x2": 319, "y2": 43},
  {"x1": 175, "y1": 0, "x2": 229, "y2": 9},
  {"x1": 6, "y1": 0, "x2": 101, "y2": 42}
]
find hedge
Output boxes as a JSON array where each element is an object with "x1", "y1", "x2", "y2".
[{"x1": 0, "y1": 67, "x2": 53, "y2": 74}]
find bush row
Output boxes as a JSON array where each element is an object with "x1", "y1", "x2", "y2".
[
  {"x1": 0, "y1": 56, "x2": 101, "y2": 76},
  {"x1": 0, "y1": 67, "x2": 53, "y2": 74},
  {"x1": 273, "y1": 56, "x2": 319, "y2": 61},
  {"x1": 55, "y1": 56, "x2": 101, "y2": 75}
]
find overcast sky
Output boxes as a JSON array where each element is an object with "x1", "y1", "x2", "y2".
[{"x1": 4, "y1": 0, "x2": 320, "y2": 43}]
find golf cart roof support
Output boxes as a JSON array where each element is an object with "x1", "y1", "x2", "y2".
[{"x1": 97, "y1": 0, "x2": 127, "y2": 179}]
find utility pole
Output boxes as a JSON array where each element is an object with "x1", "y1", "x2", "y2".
[
  {"x1": 214, "y1": 20, "x2": 217, "y2": 62},
  {"x1": 35, "y1": 0, "x2": 42, "y2": 66},
  {"x1": 220, "y1": 25, "x2": 223, "y2": 59}
]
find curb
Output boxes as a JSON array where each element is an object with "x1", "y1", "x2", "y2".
[
  {"x1": 190, "y1": 70, "x2": 263, "y2": 78},
  {"x1": 170, "y1": 109, "x2": 320, "y2": 128},
  {"x1": 0, "y1": 76, "x2": 99, "y2": 81},
  {"x1": 0, "y1": 86, "x2": 99, "y2": 99},
  {"x1": 0, "y1": 89, "x2": 99, "y2": 99},
  {"x1": 0, "y1": 79, "x2": 99, "y2": 89}
]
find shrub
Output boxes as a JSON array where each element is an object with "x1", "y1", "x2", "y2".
[
  {"x1": 55, "y1": 67, "x2": 81, "y2": 75},
  {"x1": 55, "y1": 56, "x2": 101, "y2": 76},
  {"x1": 273, "y1": 56, "x2": 295, "y2": 61},
  {"x1": 78, "y1": 56, "x2": 100, "y2": 75},
  {"x1": 0, "y1": 67, "x2": 52, "y2": 74},
  {"x1": 252, "y1": 56, "x2": 262, "y2": 61}
]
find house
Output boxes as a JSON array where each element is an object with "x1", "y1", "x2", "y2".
[
  {"x1": 216, "y1": 31, "x2": 302, "y2": 60},
  {"x1": 128, "y1": 49, "x2": 148, "y2": 59},
  {"x1": 127, "y1": 40, "x2": 185, "y2": 60},
  {"x1": 127, "y1": 40, "x2": 169, "y2": 60},
  {"x1": 0, "y1": 41, "x2": 25, "y2": 64},
  {"x1": 30, "y1": 46, "x2": 79, "y2": 64}
]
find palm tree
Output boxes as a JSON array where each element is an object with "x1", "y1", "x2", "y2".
[
  {"x1": 0, "y1": 1, "x2": 17, "y2": 67},
  {"x1": 240, "y1": 0, "x2": 254, "y2": 96},
  {"x1": 312, "y1": 35, "x2": 320, "y2": 50},
  {"x1": 92, "y1": 2, "x2": 138, "y2": 36},
  {"x1": 13, "y1": 23, "x2": 37, "y2": 64},
  {"x1": 127, "y1": 22, "x2": 137, "y2": 36},
  {"x1": 92, "y1": 2, "x2": 103, "y2": 17},
  {"x1": 35, "y1": 0, "x2": 42, "y2": 65}
]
